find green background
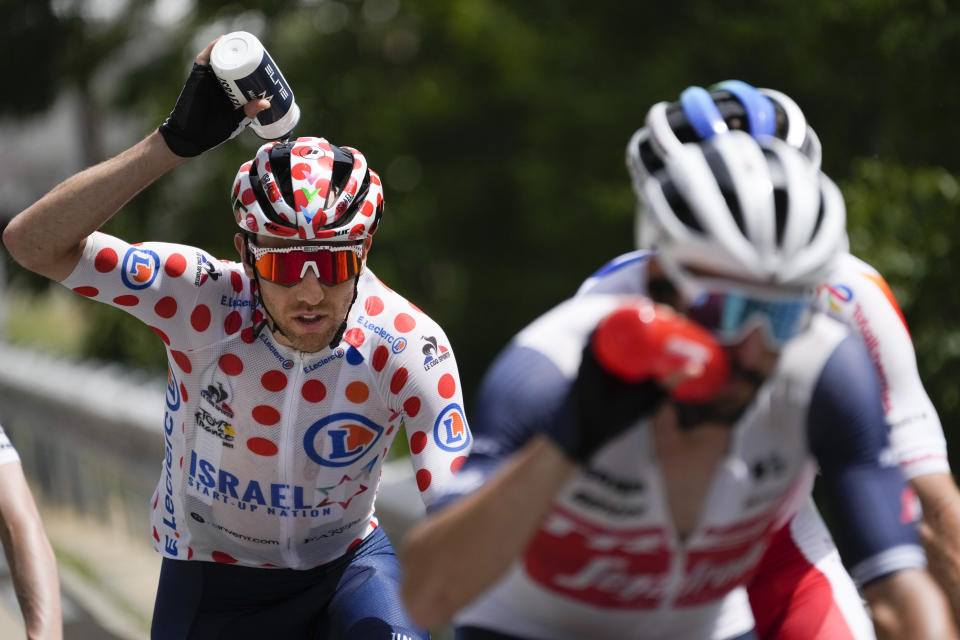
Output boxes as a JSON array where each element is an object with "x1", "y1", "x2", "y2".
[{"x1": 3, "y1": 0, "x2": 960, "y2": 461}]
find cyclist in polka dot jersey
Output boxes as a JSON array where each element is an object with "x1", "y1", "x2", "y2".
[{"x1": 3, "y1": 36, "x2": 469, "y2": 639}]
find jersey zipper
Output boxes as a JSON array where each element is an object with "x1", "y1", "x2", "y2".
[
  {"x1": 653, "y1": 527, "x2": 686, "y2": 636},
  {"x1": 279, "y1": 351, "x2": 304, "y2": 567}
]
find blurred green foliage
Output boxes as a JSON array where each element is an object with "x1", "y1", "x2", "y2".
[{"x1": 3, "y1": 0, "x2": 960, "y2": 456}]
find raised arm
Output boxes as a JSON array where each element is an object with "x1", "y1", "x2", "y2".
[
  {"x1": 1, "y1": 38, "x2": 269, "y2": 282},
  {"x1": 0, "y1": 462, "x2": 62, "y2": 640},
  {"x1": 2, "y1": 133, "x2": 184, "y2": 281}
]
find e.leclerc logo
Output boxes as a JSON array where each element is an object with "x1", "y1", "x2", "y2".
[
  {"x1": 304, "y1": 413, "x2": 385, "y2": 467},
  {"x1": 166, "y1": 368, "x2": 181, "y2": 412},
  {"x1": 121, "y1": 247, "x2": 161, "y2": 290},
  {"x1": 433, "y1": 403, "x2": 470, "y2": 452}
]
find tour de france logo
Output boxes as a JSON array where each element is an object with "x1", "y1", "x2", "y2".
[
  {"x1": 303, "y1": 413, "x2": 385, "y2": 467},
  {"x1": 817, "y1": 282, "x2": 853, "y2": 313}
]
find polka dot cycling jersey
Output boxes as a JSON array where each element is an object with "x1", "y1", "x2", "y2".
[{"x1": 61, "y1": 232, "x2": 472, "y2": 569}]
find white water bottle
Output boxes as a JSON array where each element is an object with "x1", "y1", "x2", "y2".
[{"x1": 210, "y1": 31, "x2": 301, "y2": 140}]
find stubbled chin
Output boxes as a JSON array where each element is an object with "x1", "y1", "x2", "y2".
[{"x1": 274, "y1": 322, "x2": 335, "y2": 353}]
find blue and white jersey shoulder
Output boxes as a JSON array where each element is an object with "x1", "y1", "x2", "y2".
[{"x1": 576, "y1": 250, "x2": 654, "y2": 298}]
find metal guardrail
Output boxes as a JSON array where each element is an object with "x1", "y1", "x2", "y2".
[{"x1": 0, "y1": 342, "x2": 164, "y2": 537}]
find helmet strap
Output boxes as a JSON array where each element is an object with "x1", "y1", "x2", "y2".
[
  {"x1": 242, "y1": 232, "x2": 284, "y2": 343},
  {"x1": 328, "y1": 273, "x2": 360, "y2": 350}
]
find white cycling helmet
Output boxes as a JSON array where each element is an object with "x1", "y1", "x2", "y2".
[
  {"x1": 231, "y1": 136, "x2": 384, "y2": 242},
  {"x1": 629, "y1": 80, "x2": 822, "y2": 185},
  {"x1": 634, "y1": 130, "x2": 847, "y2": 299}
]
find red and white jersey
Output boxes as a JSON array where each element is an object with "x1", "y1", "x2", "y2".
[
  {"x1": 453, "y1": 294, "x2": 853, "y2": 639},
  {"x1": 446, "y1": 253, "x2": 923, "y2": 639},
  {"x1": 566, "y1": 251, "x2": 932, "y2": 639},
  {"x1": 60, "y1": 232, "x2": 471, "y2": 569},
  {"x1": 815, "y1": 252, "x2": 947, "y2": 479}
]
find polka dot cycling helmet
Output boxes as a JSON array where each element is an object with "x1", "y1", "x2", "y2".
[
  {"x1": 231, "y1": 136, "x2": 384, "y2": 241},
  {"x1": 627, "y1": 80, "x2": 822, "y2": 194},
  {"x1": 636, "y1": 131, "x2": 847, "y2": 296}
]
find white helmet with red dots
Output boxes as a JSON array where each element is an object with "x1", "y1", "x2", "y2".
[{"x1": 231, "y1": 136, "x2": 384, "y2": 241}]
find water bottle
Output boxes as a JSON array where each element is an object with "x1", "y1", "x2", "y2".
[{"x1": 210, "y1": 31, "x2": 301, "y2": 140}]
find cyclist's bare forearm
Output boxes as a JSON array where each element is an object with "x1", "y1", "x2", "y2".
[
  {"x1": 912, "y1": 472, "x2": 960, "y2": 624},
  {"x1": 2, "y1": 131, "x2": 183, "y2": 282},
  {"x1": 0, "y1": 464, "x2": 62, "y2": 640},
  {"x1": 400, "y1": 435, "x2": 576, "y2": 629},
  {"x1": 865, "y1": 567, "x2": 959, "y2": 640}
]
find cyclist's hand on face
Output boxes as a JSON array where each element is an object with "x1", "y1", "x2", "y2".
[
  {"x1": 553, "y1": 300, "x2": 730, "y2": 464},
  {"x1": 158, "y1": 37, "x2": 272, "y2": 158}
]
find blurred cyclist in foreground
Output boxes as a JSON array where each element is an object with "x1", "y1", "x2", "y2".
[
  {"x1": 579, "y1": 81, "x2": 960, "y2": 639},
  {"x1": 400, "y1": 82, "x2": 956, "y2": 639}
]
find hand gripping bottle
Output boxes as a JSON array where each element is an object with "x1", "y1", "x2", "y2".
[
  {"x1": 591, "y1": 299, "x2": 730, "y2": 403},
  {"x1": 210, "y1": 31, "x2": 301, "y2": 140}
]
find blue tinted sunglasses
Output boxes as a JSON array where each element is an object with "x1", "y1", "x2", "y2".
[{"x1": 686, "y1": 290, "x2": 812, "y2": 348}]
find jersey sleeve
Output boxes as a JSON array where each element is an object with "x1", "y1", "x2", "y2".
[
  {"x1": 0, "y1": 426, "x2": 20, "y2": 467},
  {"x1": 817, "y1": 255, "x2": 947, "y2": 478},
  {"x1": 575, "y1": 251, "x2": 652, "y2": 297},
  {"x1": 368, "y1": 316, "x2": 473, "y2": 512},
  {"x1": 807, "y1": 334, "x2": 926, "y2": 587},
  {"x1": 429, "y1": 342, "x2": 573, "y2": 511},
  {"x1": 60, "y1": 232, "x2": 255, "y2": 352}
]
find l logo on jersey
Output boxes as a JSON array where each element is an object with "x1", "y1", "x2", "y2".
[
  {"x1": 122, "y1": 247, "x2": 160, "y2": 290},
  {"x1": 433, "y1": 403, "x2": 470, "y2": 452},
  {"x1": 166, "y1": 368, "x2": 181, "y2": 412},
  {"x1": 304, "y1": 413, "x2": 385, "y2": 467}
]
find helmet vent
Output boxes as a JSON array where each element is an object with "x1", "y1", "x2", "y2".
[
  {"x1": 268, "y1": 142, "x2": 296, "y2": 206},
  {"x1": 811, "y1": 189, "x2": 826, "y2": 241},
  {"x1": 638, "y1": 137, "x2": 665, "y2": 176},
  {"x1": 331, "y1": 146, "x2": 354, "y2": 197},
  {"x1": 765, "y1": 150, "x2": 789, "y2": 247},
  {"x1": 661, "y1": 179, "x2": 703, "y2": 233},
  {"x1": 704, "y1": 146, "x2": 747, "y2": 237},
  {"x1": 249, "y1": 161, "x2": 274, "y2": 221},
  {"x1": 773, "y1": 188, "x2": 788, "y2": 246}
]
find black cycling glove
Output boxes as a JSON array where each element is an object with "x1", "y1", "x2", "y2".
[
  {"x1": 158, "y1": 63, "x2": 250, "y2": 157},
  {"x1": 553, "y1": 338, "x2": 667, "y2": 464}
]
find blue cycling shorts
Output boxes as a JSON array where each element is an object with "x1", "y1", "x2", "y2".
[{"x1": 151, "y1": 526, "x2": 427, "y2": 640}]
